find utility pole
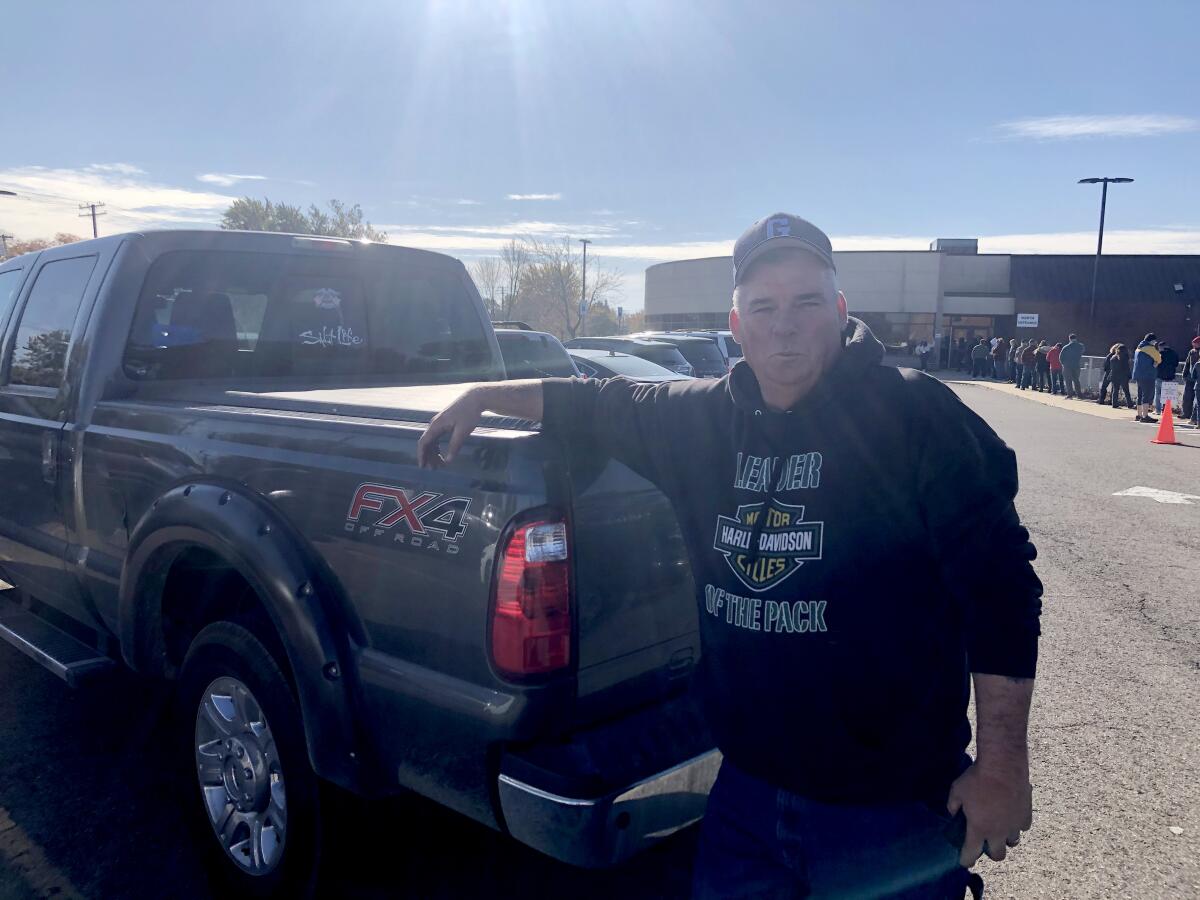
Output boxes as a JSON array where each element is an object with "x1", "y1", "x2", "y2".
[
  {"x1": 579, "y1": 238, "x2": 591, "y2": 337},
  {"x1": 79, "y1": 202, "x2": 107, "y2": 239},
  {"x1": 1078, "y1": 177, "x2": 1133, "y2": 326},
  {"x1": 1, "y1": 189, "x2": 14, "y2": 259}
]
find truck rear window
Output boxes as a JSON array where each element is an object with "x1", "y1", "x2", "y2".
[
  {"x1": 496, "y1": 332, "x2": 578, "y2": 378},
  {"x1": 122, "y1": 250, "x2": 495, "y2": 384}
]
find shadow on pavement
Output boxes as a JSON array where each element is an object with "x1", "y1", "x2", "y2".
[{"x1": 0, "y1": 649, "x2": 696, "y2": 899}]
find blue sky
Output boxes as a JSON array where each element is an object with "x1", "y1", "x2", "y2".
[{"x1": 3, "y1": 0, "x2": 1198, "y2": 309}]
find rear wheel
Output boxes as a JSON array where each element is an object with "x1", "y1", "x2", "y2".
[{"x1": 178, "y1": 621, "x2": 321, "y2": 898}]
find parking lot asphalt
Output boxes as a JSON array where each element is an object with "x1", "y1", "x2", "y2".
[{"x1": 2, "y1": 381, "x2": 1198, "y2": 899}]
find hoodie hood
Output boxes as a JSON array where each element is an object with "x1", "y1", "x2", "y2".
[{"x1": 727, "y1": 316, "x2": 885, "y2": 414}]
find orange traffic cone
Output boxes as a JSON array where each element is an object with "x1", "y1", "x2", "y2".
[{"x1": 1151, "y1": 400, "x2": 1179, "y2": 445}]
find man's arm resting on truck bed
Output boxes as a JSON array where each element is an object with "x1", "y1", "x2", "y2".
[{"x1": 418, "y1": 381, "x2": 545, "y2": 468}]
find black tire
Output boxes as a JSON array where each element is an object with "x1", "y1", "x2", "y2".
[{"x1": 177, "y1": 621, "x2": 321, "y2": 899}]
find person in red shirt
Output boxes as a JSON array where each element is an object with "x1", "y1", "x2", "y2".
[{"x1": 1047, "y1": 343, "x2": 1064, "y2": 395}]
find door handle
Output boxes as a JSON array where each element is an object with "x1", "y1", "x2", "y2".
[{"x1": 41, "y1": 433, "x2": 56, "y2": 484}]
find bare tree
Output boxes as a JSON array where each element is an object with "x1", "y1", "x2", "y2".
[
  {"x1": 522, "y1": 238, "x2": 621, "y2": 340},
  {"x1": 622, "y1": 309, "x2": 646, "y2": 334},
  {"x1": 470, "y1": 257, "x2": 504, "y2": 317},
  {"x1": 499, "y1": 238, "x2": 529, "y2": 320}
]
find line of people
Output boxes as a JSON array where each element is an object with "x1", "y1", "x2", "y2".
[
  {"x1": 1097, "y1": 333, "x2": 1200, "y2": 424},
  {"x1": 957, "y1": 332, "x2": 1200, "y2": 426},
  {"x1": 966, "y1": 335, "x2": 1087, "y2": 398}
]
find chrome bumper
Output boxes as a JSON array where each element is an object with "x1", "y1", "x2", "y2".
[{"x1": 497, "y1": 749, "x2": 721, "y2": 868}]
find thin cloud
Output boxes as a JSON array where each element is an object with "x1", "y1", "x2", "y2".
[
  {"x1": 507, "y1": 192, "x2": 562, "y2": 201},
  {"x1": 994, "y1": 114, "x2": 1199, "y2": 141},
  {"x1": 196, "y1": 172, "x2": 269, "y2": 187},
  {"x1": 0, "y1": 164, "x2": 233, "y2": 238},
  {"x1": 88, "y1": 162, "x2": 146, "y2": 175},
  {"x1": 979, "y1": 228, "x2": 1200, "y2": 255},
  {"x1": 385, "y1": 220, "x2": 623, "y2": 237},
  {"x1": 455, "y1": 198, "x2": 482, "y2": 206}
]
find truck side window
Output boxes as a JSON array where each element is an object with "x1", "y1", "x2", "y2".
[
  {"x1": 8, "y1": 256, "x2": 97, "y2": 388},
  {"x1": 0, "y1": 269, "x2": 24, "y2": 325}
]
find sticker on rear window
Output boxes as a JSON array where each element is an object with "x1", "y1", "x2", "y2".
[
  {"x1": 313, "y1": 287, "x2": 343, "y2": 310},
  {"x1": 300, "y1": 326, "x2": 365, "y2": 347}
]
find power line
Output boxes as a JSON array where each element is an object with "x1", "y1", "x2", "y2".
[
  {"x1": 78, "y1": 202, "x2": 107, "y2": 239},
  {"x1": 1, "y1": 187, "x2": 85, "y2": 205}
]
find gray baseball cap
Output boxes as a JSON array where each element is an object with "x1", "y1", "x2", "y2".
[{"x1": 733, "y1": 212, "x2": 836, "y2": 284}]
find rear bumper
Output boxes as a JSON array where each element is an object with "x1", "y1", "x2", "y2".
[{"x1": 498, "y1": 748, "x2": 721, "y2": 868}]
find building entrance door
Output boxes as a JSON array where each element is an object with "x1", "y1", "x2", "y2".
[{"x1": 948, "y1": 315, "x2": 996, "y2": 370}]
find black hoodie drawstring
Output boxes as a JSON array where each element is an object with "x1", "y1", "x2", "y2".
[{"x1": 744, "y1": 409, "x2": 787, "y2": 569}]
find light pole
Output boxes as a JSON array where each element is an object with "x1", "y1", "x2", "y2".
[
  {"x1": 579, "y1": 238, "x2": 591, "y2": 336},
  {"x1": 1078, "y1": 176, "x2": 1133, "y2": 325}
]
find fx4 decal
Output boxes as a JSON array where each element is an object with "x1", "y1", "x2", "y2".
[{"x1": 345, "y1": 483, "x2": 472, "y2": 553}]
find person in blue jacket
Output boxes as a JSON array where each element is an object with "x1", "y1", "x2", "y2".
[
  {"x1": 1058, "y1": 334, "x2": 1085, "y2": 399},
  {"x1": 1131, "y1": 334, "x2": 1161, "y2": 423}
]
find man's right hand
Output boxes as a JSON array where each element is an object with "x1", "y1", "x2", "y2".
[{"x1": 418, "y1": 388, "x2": 485, "y2": 469}]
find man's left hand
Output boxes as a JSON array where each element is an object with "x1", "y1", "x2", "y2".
[{"x1": 946, "y1": 763, "x2": 1033, "y2": 867}]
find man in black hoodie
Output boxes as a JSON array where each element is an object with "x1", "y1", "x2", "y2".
[
  {"x1": 419, "y1": 213, "x2": 1042, "y2": 899},
  {"x1": 1155, "y1": 341, "x2": 1180, "y2": 415}
]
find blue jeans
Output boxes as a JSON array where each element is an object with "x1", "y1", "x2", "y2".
[
  {"x1": 1137, "y1": 377, "x2": 1156, "y2": 407},
  {"x1": 692, "y1": 762, "x2": 979, "y2": 899}
]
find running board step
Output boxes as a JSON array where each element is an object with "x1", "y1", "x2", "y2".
[{"x1": 0, "y1": 597, "x2": 115, "y2": 687}]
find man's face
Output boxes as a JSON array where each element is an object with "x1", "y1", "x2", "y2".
[{"x1": 729, "y1": 251, "x2": 847, "y2": 404}]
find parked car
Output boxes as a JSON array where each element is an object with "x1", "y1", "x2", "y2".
[
  {"x1": 562, "y1": 336, "x2": 694, "y2": 376},
  {"x1": 0, "y1": 231, "x2": 717, "y2": 897},
  {"x1": 568, "y1": 348, "x2": 693, "y2": 383},
  {"x1": 495, "y1": 328, "x2": 580, "y2": 378},
  {"x1": 671, "y1": 330, "x2": 743, "y2": 372},
  {"x1": 629, "y1": 333, "x2": 728, "y2": 378}
]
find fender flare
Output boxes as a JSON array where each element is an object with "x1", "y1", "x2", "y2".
[{"x1": 119, "y1": 479, "x2": 366, "y2": 790}]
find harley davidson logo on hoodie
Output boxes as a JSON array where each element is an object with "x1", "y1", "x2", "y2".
[{"x1": 713, "y1": 499, "x2": 824, "y2": 591}]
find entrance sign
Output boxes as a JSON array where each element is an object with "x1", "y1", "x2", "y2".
[{"x1": 1016, "y1": 313, "x2": 1039, "y2": 328}]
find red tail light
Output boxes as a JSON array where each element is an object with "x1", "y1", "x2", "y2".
[{"x1": 491, "y1": 520, "x2": 571, "y2": 677}]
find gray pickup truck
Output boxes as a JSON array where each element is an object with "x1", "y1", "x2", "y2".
[{"x1": 0, "y1": 231, "x2": 717, "y2": 896}]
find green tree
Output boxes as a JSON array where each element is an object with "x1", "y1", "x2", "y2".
[{"x1": 220, "y1": 197, "x2": 387, "y2": 242}]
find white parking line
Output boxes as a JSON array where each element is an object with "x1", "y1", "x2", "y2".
[{"x1": 1113, "y1": 486, "x2": 1200, "y2": 504}]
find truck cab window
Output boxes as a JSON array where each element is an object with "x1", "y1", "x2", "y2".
[{"x1": 8, "y1": 256, "x2": 97, "y2": 388}]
